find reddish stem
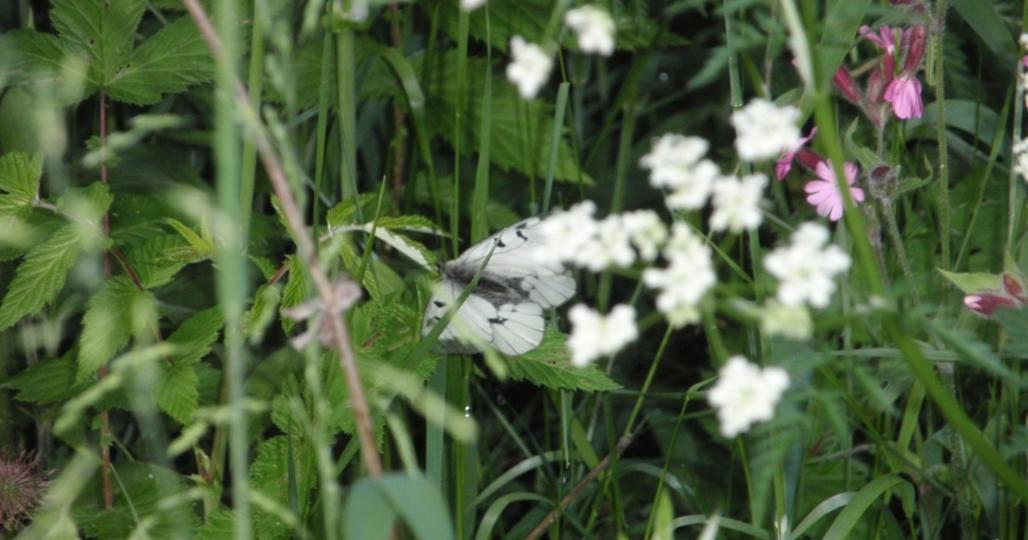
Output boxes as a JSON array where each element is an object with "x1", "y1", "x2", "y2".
[{"x1": 98, "y1": 90, "x2": 114, "y2": 510}]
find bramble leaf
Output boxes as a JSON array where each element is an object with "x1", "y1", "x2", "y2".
[
  {"x1": 503, "y1": 329, "x2": 621, "y2": 391},
  {"x1": 78, "y1": 276, "x2": 156, "y2": 381},
  {"x1": 0, "y1": 224, "x2": 82, "y2": 330},
  {"x1": 0, "y1": 150, "x2": 42, "y2": 216}
]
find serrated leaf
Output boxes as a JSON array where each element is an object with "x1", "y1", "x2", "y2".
[
  {"x1": 280, "y1": 255, "x2": 307, "y2": 333},
  {"x1": 245, "y1": 284, "x2": 281, "y2": 345},
  {"x1": 168, "y1": 307, "x2": 224, "y2": 365},
  {"x1": 50, "y1": 0, "x2": 145, "y2": 91},
  {"x1": 58, "y1": 181, "x2": 113, "y2": 223},
  {"x1": 5, "y1": 352, "x2": 86, "y2": 403},
  {"x1": 156, "y1": 362, "x2": 199, "y2": 424},
  {"x1": 250, "y1": 435, "x2": 317, "y2": 540},
  {"x1": 326, "y1": 193, "x2": 381, "y2": 227},
  {"x1": 503, "y1": 329, "x2": 621, "y2": 391},
  {"x1": 427, "y1": 52, "x2": 591, "y2": 184},
  {"x1": 78, "y1": 277, "x2": 156, "y2": 381},
  {"x1": 105, "y1": 16, "x2": 214, "y2": 105},
  {"x1": 343, "y1": 473, "x2": 455, "y2": 540},
  {"x1": 0, "y1": 224, "x2": 81, "y2": 330},
  {"x1": 0, "y1": 150, "x2": 42, "y2": 216},
  {"x1": 165, "y1": 217, "x2": 213, "y2": 257},
  {"x1": 124, "y1": 234, "x2": 192, "y2": 288}
]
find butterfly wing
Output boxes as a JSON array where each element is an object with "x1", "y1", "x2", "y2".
[
  {"x1": 422, "y1": 278, "x2": 545, "y2": 356},
  {"x1": 453, "y1": 217, "x2": 575, "y2": 309}
]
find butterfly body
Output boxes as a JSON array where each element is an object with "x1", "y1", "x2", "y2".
[{"x1": 422, "y1": 217, "x2": 575, "y2": 356}]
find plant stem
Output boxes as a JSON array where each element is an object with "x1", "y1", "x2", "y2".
[
  {"x1": 388, "y1": 2, "x2": 408, "y2": 210},
  {"x1": 934, "y1": 0, "x2": 950, "y2": 280},
  {"x1": 182, "y1": 0, "x2": 383, "y2": 478},
  {"x1": 98, "y1": 89, "x2": 114, "y2": 511}
]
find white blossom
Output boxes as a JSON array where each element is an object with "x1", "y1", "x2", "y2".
[
  {"x1": 1014, "y1": 138, "x2": 1028, "y2": 184},
  {"x1": 760, "y1": 301, "x2": 813, "y2": 340},
  {"x1": 639, "y1": 134, "x2": 716, "y2": 210},
  {"x1": 567, "y1": 304, "x2": 638, "y2": 366},
  {"x1": 621, "y1": 210, "x2": 668, "y2": 261},
  {"x1": 533, "y1": 201, "x2": 598, "y2": 265},
  {"x1": 707, "y1": 356, "x2": 789, "y2": 437},
  {"x1": 709, "y1": 173, "x2": 767, "y2": 233},
  {"x1": 1020, "y1": 32, "x2": 1028, "y2": 50},
  {"x1": 664, "y1": 159, "x2": 718, "y2": 210},
  {"x1": 576, "y1": 214, "x2": 635, "y2": 271},
  {"x1": 506, "y1": 36, "x2": 553, "y2": 99},
  {"x1": 460, "y1": 0, "x2": 487, "y2": 11},
  {"x1": 564, "y1": 5, "x2": 616, "y2": 56},
  {"x1": 642, "y1": 224, "x2": 716, "y2": 327},
  {"x1": 764, "y1": 222, "x2": 851, "y2": 308},
  {"x1": 731, "y1": 99, "x2": 802, "y2": 161}
]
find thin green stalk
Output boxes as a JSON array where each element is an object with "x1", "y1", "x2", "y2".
[
  {"x1": 336, "y1": 26, "x2": 360, "y2": 207},
  {"x1": 879, "y1": 199, "x2": 922, "y2": 306},
  {"x1": 239, "y1": 0, "x2": 266, "y2": 229},
  {"x1": 469, "y1": 6, "x2": 492, "y2": 244},
  {"x1": 452, "y1": 9, "x2": 469, "y2": 256},
  {"x1": 212, "y1": 0, "x2": 250, "y2": 537},
  {"x1": 807, "y1": 18, "x2": 1028, "y2": 501},
  {"x1": 312, "y1": 25, "x2": 335, "y2": 235},
  {"x1": 542, "y1": 82, "x2": 570, "y2": 214},
  {"x1": 934, "y1": 0, "x2": 950, "y2": 279}
]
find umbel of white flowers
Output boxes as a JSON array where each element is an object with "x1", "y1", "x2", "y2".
[{"x1": 707, "y1": 356, "x2": 789, "y2": 437}]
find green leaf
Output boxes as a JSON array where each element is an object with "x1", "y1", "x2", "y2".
[
  {"x1": 938, "y1": 268, "x2": 1001, "y2": 294},
  {"x1": 77, "y1": 276, "x2": 156, "y2": 381},
  {"x1": 168, "y1": 307, "x2": 224, "y2": 365},
  {"x1": 58, "y1": 181, "x2": 113, "y2": 223},
  {"x1": 250, "y1": 435, "x2": 317, "y2": 540},
  {"x1": 5, "y1": 351, "x2": 86, "y2": 404},
  {"x1": 280, "y1": 255, "x2": 308, "y2": 333},
  {"x1": 50, "y1": 0, "x2": 145, "y2": 92},
  {"x1": 996, "y1": 309, "x2": 1028, "y2": 357},
  {"x1": 105, "y1": 16, "x2": 214, "y2": 105},
  {"x1": 950, "y1": 0, "x2": 1017, "y2": 65},
  {"x1": 156, "y1": 361, "x2": 199, "y2": 424},
  {"x1": 124, "y1": 234, "x2": 193, "y2": 289},
  {"x1": 427, "y1": 51, "x2": 592, "y2": 184},
  {"x1": 503, "y1": 329, "x2": 621, "y2": 391},
  {"x1": 245, "y1": 284, "x2": 281, "y2": 345},
  {"x1": 823, "y1": 475, "x2": 906, "y2": 540},
  {"x1": 343, "y1": 473, "x2": 455, "y2": 540},
  {"x1": 0, "y1": 150, "x2": 42, "y2": 216},
  {"x1": 0, "y1": 224, "x2": 81, "y2": 330},
  {"x1": 73, "y1": 462, "x2": 198, "y2": 539},
  {"x1": 196, "y1": 509, "x2": 235, "y2": 540}
]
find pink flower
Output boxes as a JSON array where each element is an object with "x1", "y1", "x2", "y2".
[
  {"x1": 775, "y1": 127, "x2": 817, "y2": 180},
  {"x1": 964, "y1": 293, "x2": 1019, "y2": 316},
  {"x1": 804, "y1": 161, "x2": 864, "y2": 221},
  {"x1": 860, "y1": 25, "x2": 896, "y2": 78},
  {"x1": 883, "y1": 76, "x2": 923, "y2": 119}
]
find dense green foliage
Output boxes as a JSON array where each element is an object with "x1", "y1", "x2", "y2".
[{"x1": 0, "y1": 0, "x2": 1026, "y2": 538}]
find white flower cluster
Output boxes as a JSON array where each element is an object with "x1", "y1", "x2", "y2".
[
  {"x1": 709, "y1": 173, "x2": 767, "y2": 233},
  {"x1": 1014, "y1": 138, "x2": 1028, "y2": 184},
  {"x1": 534, "y1": 202, "x2": 669, "y2": 272},
  {"x1": 731, "y1": 99, "x2": 802, "y2": 161},
  {"x1": 764, "y1": 222, "x2": 851, "y2": 308},
  {"x1": 760, "y1": 300, "x2": 813, "y2": 341},
  {"x1": 460, "y1": 0, "x2": 487, "y2": 11},
  {"x1": 642, "y1": 224, "x2": 716, "y2": 327},
  {"x1": 506, "y1": 36, "x2": 553, "y2": 99},
  {"x1": 564, "y1": 6, "x2": 616, "y2": 56},
  {"x1": 567, "y1": 304, "x2": 638, "y2": 366},
  {"x1": 707, "y1": 356, "x2": 789, "y2": 437},
  {"x1": 640, "y1": 134, "x2": 767, "y2": 233},
  {"x1": 639, "y1": 134, "x2": 718, "y2": 210}
]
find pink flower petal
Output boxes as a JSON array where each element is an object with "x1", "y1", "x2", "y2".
[
  {"x1": 851, "y1": 186, "x2": 865, "y2": 202},
  {"x1": 828, "y1": 202, "x2": 843, "y2": 221}
]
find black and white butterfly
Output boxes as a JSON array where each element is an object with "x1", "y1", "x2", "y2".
[{"x1": 422, "y1": 217, "x2": 576, "y2": 356}]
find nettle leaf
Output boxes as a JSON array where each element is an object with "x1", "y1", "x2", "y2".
[
  {"x1": 78, "y1": 276, "x2": 157, "y2": 382},
  {"x1": 280, "y1": 255, "x2": 308, "y2": 333},
  {"x1": 326, "y1": 193, "x2": 381, "y2": 227},
  {"x1": 124, "y1": 234, "x2": 193, "y2": 289},
  {"x1": 245, "y1": 283, "x2": 282, "y2": 345},
  {"x1": 0, "y1": 150, "x2": 42, "y2": 216},
  {"x1": 0, "y1": 224, "x2": 82, "y2": 330},
  {"x1": 168, "y1": 307, "x2": 223, "y2": 365},
  {"x1": 9, "y1": 0, "x2": 213, "y2": 105},
  {"x1": 503, "y1": 329, "x2": 621, "y2": 391},
  {"x1": 426, "y1": 51, "x2": 592, "y2": 184},
  {"x1": 153, "y1": 308, "x2": 221, "y2": 424},
  {"x1": 104, "y1": 16, "x2": 214, "y2": 105},
  {"x1": 51, "y1": 0, "x2": 145, "y2": 90},
  {"x1": 250, "y1": 435, "x2": 318, "y2": 540},
  {"x1": 5, "y1": 351, "x2": 88, "y2": 404}
]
